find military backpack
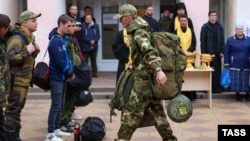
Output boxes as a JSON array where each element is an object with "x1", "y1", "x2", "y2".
[
  {"x1": 109, "y1": 32, "x2": 187, "y2": 123},
  {"x1": 150, "y1": 32, "x2": 187, "y2": 100}
]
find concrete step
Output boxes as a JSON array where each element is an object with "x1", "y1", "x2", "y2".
[
  {"x1": 27, "y1": 86, "x2": 115, "y2": 100},
  {"x1": 27, "y1": 86, "x2": 237, "y2": 100}
]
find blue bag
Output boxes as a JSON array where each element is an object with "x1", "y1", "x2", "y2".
[{"x1": 220, "y1": 68, "x2": 230, "y2": 88}]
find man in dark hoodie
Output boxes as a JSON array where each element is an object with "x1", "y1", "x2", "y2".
[
  {"x1": 169, "y1": 2, "x2": 194, "y2": 33},
  {"x1": 142, "y1": 5, "x2": 160, "y2": 32},
  {"x1": 45, "y1": 14, "x2": 75, "y2": 141},
  {"x1": 4, "y1": 10, "x2": 41, "y2": 141}
]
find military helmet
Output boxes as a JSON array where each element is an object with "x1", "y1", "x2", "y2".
[
  {"x1": 114, "y1": 4, "x2": 137, "y2": 19},
  {"x1": 167, "y1": 94, "x2": 193, "y2": 123}
]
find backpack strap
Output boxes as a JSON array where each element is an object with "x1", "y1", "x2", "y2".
[
  {"x1": 45, "y1": 35, "x2": 64, "y2": 60},
  {"x1": 10, "y1": 32, "x2": 30, "y2": 45}
]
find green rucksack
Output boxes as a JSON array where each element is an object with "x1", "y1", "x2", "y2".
[
  {"x1": 150, "y1": 32, "x2": 187, "y2": 100},
  {"x1": 109, "y1": 32, "x2": 187, "y2": 123}
]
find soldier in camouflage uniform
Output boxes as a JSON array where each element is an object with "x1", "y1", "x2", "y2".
[
  {"x1": 0, "y1": 13, "x2": 11, "y2": 140},
  {"x1": 113, "y1": 4, "x2": 177, "y2": 141},
  {"x1": 4, "y1": 11, "x2": 41, "y2": 141}
]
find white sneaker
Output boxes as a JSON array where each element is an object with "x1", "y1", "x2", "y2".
[
  {"x1": 44, "y1": 133, "x2": 63, "y2": 141},
  {"x1": 54, "y1": 129, "x2": 71, "y2": 137},
  {"x1": 71, "y1": 112, "x2": 83, "y2": 120}
]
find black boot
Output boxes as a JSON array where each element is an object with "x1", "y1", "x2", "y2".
[
  {"x1": 163, "y1": 135, "x2": 177, "y2": 141},
  {"x1": 5, "y1": 131, "x2": 22, "y2": 141},
  {"x1": 246, "y1": 92, "x2": 250, "y2": 101},
  {"x1": 236, "y1": 92, "x2": 243, "y2": 101}
]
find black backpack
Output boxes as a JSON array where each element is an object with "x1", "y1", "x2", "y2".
[{"x1": 81, "y1": 116, "x2": 106, "y2": 141}]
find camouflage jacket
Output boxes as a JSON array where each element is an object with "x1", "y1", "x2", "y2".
[
  {"x1": 0, "y1": 37, "x2": 10, "y2": 106},
  {"x1": 6, "y1": 23, "x2": 36, "y2": 87},
  {"x1": 126, "y1": 17, "x2": 162, "y2": 79},
  {"x1": 66, "y1": 36, "x2": 82, "y2": 66}
]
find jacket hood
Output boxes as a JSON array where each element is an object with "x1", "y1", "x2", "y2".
[
  {"x1": 48, "y1": 27, "x2": 70, "y2": 40},
  {"x1": 10, "y1": 23, "x2": 35, "y2": 41},
  {"x1": 48, "y1": 27, "x2": 58, "y2": 40},
  {"x1": 126, "y1": 17, "x2": 151, "y2": 34}
]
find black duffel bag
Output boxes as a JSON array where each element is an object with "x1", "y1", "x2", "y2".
[
  {"x1": 33, "y1": 62, "x2": 50, "y2": 90},
  {"x1": 81, "y1": 116, "x2": 106, "y2": 141},
  {"x1": 75, "y1": 89, "x2": 93, "y2": 107},
  {"x1": 67, "y1": 63, "x2": 92, "y2": 94}
]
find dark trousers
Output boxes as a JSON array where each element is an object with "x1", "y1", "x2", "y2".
[
  {"x1": 83, "y1": 50, "x2": 97, "y2": 76},
  {"x1": 4, "y1": 86, "x2": 28, "y2": 132},
  {"x1": 3, "y1": 86, "x2": 29, "y2": 141},
  {"x1": 48, "y1": 79, "x2": 66, "y2": 133},
  {"x1": 211, "y1": 55, "x2": 222, "y2": 93}
]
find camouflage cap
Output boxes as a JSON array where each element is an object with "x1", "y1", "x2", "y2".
[
  {"x1": 114, "y1": 4, "x2": 137, "y2": 19},
  {"x1": 19, "y1": 10, "x2": 41, "y2": 23}
]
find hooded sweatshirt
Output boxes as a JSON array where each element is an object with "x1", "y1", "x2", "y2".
[{"x1": 48, "y1": 28, "x2": 74, "y2": 81}]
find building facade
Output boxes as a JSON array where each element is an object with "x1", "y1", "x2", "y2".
[{"x1": 0, "y1": 0, "x2": 248, "y2": 71}]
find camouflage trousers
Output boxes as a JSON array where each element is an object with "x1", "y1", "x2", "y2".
[
  {"x1": 117, "y1": 84, "x2": 177, "y2": 141},
  {"x1": 4, "y1": 86, "x2": 29, "y2": 132}
]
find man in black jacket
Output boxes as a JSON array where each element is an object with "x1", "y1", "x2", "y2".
[
  {"x1": 112, "y1": 29, "x2": 130, "y2": 83},
  {"x1": 141, "y1": 5, "x2": 159, "y2": 32}
]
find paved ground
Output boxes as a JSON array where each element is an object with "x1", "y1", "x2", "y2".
[{"x1": 16, "y1": 72, "x2": 250, "y2": 141}]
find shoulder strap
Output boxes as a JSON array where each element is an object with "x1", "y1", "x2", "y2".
[
  {"x1": 45, "y1": 35, "x2": 64, "y2": 59},
  {"x1": 11, "y1": 32, "x2": 30, "y2": 45}
]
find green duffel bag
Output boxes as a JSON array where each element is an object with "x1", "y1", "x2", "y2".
[{"x1": 167, "y1": 94, "x2": 193, "y2": 123}]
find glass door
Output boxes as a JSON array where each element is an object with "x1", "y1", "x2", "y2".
[{"x1": 101, "y1": 0, "x2": 119, "y2": 59}]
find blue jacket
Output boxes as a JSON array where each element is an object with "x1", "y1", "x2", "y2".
[
  {"x1": 224, "y1": 35, "x2": 250, "y2": 70},
  {"x1": 81, "y1": 22, "x2": 100, "y2": 52},
  {"x1": 48, "y1": 28, "x2": 74, "y2": 81}
]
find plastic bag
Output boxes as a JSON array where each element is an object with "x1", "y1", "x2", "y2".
[{"x1": 220, "y1": 68, "x2": 230, "y2": 88}]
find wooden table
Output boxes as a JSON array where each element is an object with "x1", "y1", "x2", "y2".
[{"x1": 182, "y1": 69, "x2": 213, "y2": 108}]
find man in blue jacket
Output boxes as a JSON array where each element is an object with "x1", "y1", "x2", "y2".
[
  {"x1": 81, "y1": 15, "x2": 100, "y2": 77},
  {"x1": 45, "y1": 14, "x2": 75, "y2": 141}
]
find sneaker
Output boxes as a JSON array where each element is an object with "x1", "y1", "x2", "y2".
[
  {"x1": 67, "y1": 120, "x2": 76, "y2": 127},
  {"x1": 45, "y1": 133, "x2": 63, "y2": 141},
  {"x1": 54, "y1": 129, "x2": 71, "y2": 137},
  {"x1": 71, "y1": 112, "x2": 83, "y2": 120},
  {"x1": 60, "y1": 124, "x2": 74, "y2": 133}
]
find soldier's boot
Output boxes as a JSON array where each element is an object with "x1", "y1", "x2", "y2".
[
  {"x1": 163, "y1": 135, "x2": 177, "y2": 141},
  {"x1": 5, "y1": 131, "x2": 22, "y2": 141}
]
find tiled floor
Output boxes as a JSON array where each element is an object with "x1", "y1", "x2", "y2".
[
  {"x1": 20, "y1": 98, "x2": 250, "y2": 141},
  {"x1": 17, "y1": 72, "x2": 250, "y2": 141}
]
